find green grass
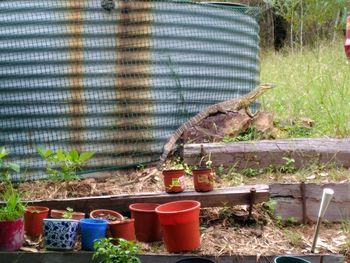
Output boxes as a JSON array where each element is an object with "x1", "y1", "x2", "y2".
[{"x1": 260, "y1": 39, "x2": 350, "y2": 137}]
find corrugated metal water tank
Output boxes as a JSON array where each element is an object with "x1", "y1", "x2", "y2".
[{"x1": 0, "y1": 0, "x2": 260, "y2": 180}]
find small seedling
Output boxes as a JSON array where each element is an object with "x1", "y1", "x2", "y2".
[
  {"x1": 93, "y1": 237, "x2": 140, "y2": 263},
  {"x1": 279, "y1": 157, "x2": 296, "y2": 174},
  {"x1": 37, "y1": 147, "x2": 94, "y2": 181},
  {"x1": 241, "y1": 167, "x2": 263, "y2": 177},
  {"x1": 62, "y1": 207, "x2": 74, "y2": 219}
]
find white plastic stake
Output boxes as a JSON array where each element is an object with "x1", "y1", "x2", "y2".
[{"x1": 311, "y1": 188, "x2": 334, "y2": 253}]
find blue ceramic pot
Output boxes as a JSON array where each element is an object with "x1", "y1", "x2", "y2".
[
  {"x1": 80, "y1": 218, "x2": 108, "y2": 251},
  {"x1": 43, "y1": 219, "x2": 79, "y2": 250}
]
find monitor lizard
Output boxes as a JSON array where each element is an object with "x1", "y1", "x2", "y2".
[{"x1": 157, "y1": 83, "x2": 275, "y2": 170}]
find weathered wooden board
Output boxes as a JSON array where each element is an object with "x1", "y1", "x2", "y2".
[
  {"x1": 10, "y1": 185, "x2": 269, "y2": 213},
  {"x1": 184, "y1": 138, "x2": 350, "y2": 169},
  {"x1": 0, "y1": 252, "x2": 343, "y2": 263},
  {"x1": 270, "y1": 183, "x2": 350, "y2": 222}
]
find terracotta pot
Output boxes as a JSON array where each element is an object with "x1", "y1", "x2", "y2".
[
  {"x1": 24, "y1": 206, "x2": 49, "y2": 238},
  {"x1": 192, "y1": 168, "x2": 214, "y2": 192},
  {"x1": 50, "y1": 209, "x2": 85, "y2": 220},
  {"x1": 162, "y1": 169, "x2": 186, "y2": 193},
  {"x1": 89, "y1": 209, "x2": 123, "y2": 223},
  {"x1": 0, "y1": 217, "x2": 24, "y2": 252},
  {"x1": 129, "y1": 203, "x2": 162, "y2": 242},
  {"x1": 156, "y1": 200, "x2": 201, "y2": 253},
  {"x1": 109, "y1": 218, "x2": 135, "y2": 241}
]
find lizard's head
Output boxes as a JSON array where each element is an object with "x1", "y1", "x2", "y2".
[{"x1": 259, "y1": 83, "x2": 275, "y2": 90}]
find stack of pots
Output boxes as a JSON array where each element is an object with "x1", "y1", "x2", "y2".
[{"x1": 90, "y1": 209, "x2": 135, "y2": 241}]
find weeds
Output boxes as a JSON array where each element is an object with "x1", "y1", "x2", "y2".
[
  {"x1": 279, "y1": 157, "x2": 296, "y2": 174},
  {"x1": 37, "y1": 147, "x2": 95, "y2": 181},
  {"x1": 284, "y1": 229, "x2": 304, "y2": 247},
  {"x1": 261, "y1": 40, "x2": 350, "y2": 137}
]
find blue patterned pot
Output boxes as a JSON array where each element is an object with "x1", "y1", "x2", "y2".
[{"x1": 43, "y1": 219, "x2": 79, "y2": 250}]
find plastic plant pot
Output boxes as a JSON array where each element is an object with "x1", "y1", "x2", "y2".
[
  {"x1": 0, "y1": 217, "x2": 24, "y2": 252},
  {"x1": 162, "y1": 169, "x2": 186, "y2": 193},
  {"x1": 24, "y1": 206, "x2": 49, "y2": 238},
  {"x1": 192, "y1": 168, "x2": 214, "y2": 192},
  {"x1": 129, "y1": 203, "x2": 162, "y2": 242},
  {"x1": 43, "y1": 219, "x2": 79, "y2": 251},
  {"x1": 175, "y1": 258, "x2": 215, "y2": 263},
  {"x1": 274, "y1": 256, "x2": 311, "y2": 263},
  {"x1": 89, "y1": 209, "x2": 123, "y2": 223},
  {"x1": 50, "y1": 209, "x2": 85, "y2": 220},
  {"x1": 156, "y1": 200, "x2": 201, "y2": 253},
  {"x1": 109, "y1": 218, "x2": 136, "y2": 241},
  {"x1": 80, "y1": 218, "x2": 108, "y2": 251}
]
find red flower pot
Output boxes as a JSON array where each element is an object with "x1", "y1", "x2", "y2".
[
  {"x1": 156, "y1": 200, "x2": 201, "y2": 253},
  {"x1": 24, "y1": 206, "x2": 49, "y2": 238},
  {"x1": 129, "y1": 203, "x2": 162, "y2": 242},
  {"x1": 89, "y1": 209, "x2": 123, "y2": 222},
  {"x1": 109, "y1": 218, "x2": 135, "y2": 241},
  {"x1": 50, "y1": 209, "x2": 85, "y2": 220},
  {"x1": 192, "y1": 168, "x2": 214, "y2": 192},
  {"x1": 0, "y1": 217, "x2": 24, "y2": 251},
  {"x1": 163, "y1": 169, "x2": 186, "y2": 193}
]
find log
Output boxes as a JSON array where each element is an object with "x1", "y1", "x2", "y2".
[
  {"x1": 10, "y1": 185, "x2": 269, "y2": 214},
  {"x1": 184, "y1": 138, "x2": 350, "y2": 170},
  {"x1": 0, "y1": 252, "x2": 343, "y2": 263},
  {"x1": 270, "y1": 183, "x2": 350, "y2": 222}
]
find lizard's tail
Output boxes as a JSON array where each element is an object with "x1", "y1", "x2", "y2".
[
  {"x1": 157, "y1": 136, "x2": 178, "y2": 170},
  {"x1": 238, "y1": 83, "x2": 275, "y2": 109}
]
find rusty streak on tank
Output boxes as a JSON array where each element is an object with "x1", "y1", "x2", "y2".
[
  {"x1": 67, "y1": 0, "x2": 85, "y2": 151},
  {"x1": 114, "y1": 0, "x2": 153, "y2": 162}
]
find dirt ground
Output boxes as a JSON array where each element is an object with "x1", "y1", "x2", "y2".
[{"x1": 1, "y1": 166, "x2": 348, "y2": 260}]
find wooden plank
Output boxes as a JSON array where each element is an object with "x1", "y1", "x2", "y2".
[
  {"x1": 9, "y1": 185, "x2": 269, "y2": 213},
  {"x1": 184, "y1": 138, "x2": 350, "y2": 170},
  {"x1": 0, "y1": 252, "x2": 343, "y2": 263},
  {"x1": 270, "y1": 183, "x2": 350, "y2": 222}
]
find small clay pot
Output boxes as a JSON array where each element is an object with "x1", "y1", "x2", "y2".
[
  {"x1": 24, "y1": 206, "x2": 49, "y2": 238},
  {"x1": 192, "y1": 167, "x2": 214, "y2": 192},
  {"x1": 89, "y1": 209, "x2": 123, "y2": 223},
  {"x1": 109, "y1": 218, "x2": 135, "y2": 241},
  {"x1": 50, "y1": 209, "x2": 85, "y2": 220},
  {"x1": 162, "y1": 169, "x2": 186, "y2": 193}
]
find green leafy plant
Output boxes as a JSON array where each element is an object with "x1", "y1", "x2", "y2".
[
  {"x1": 0, "y1": 187, "x2": 25, "y2": 221},
  {"x1": 93, "y1": 237, "x2": 140, "y2": 263},
  {"x1": 264, "y1": 199, "x2": 278, "y2": 215},
  {"x1": 62, "y1": 207, "x2": 74, "y2": 219},
  {"x1": 37, "y1": 147, "x2": 94, "y2": 181},
  {"x1": 0, "y1": 147, "x2": 25, "y2": 221},
  {"x1": 241, "y1": 167, "x2": 263, "y2": 177},
  {"x1": 0, "y1": 147, "x2": 20, "y2": 182},
  {"x1": 279, "y1": 157, "x2": 296, "y2": 173},
  {"x1": 162, "y1": 157, "x2": 189, "y2": 172}
]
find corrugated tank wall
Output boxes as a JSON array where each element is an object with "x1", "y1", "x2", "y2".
[{"x1": 0, "y1": 0, "x2": 260, "y2": 180}]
